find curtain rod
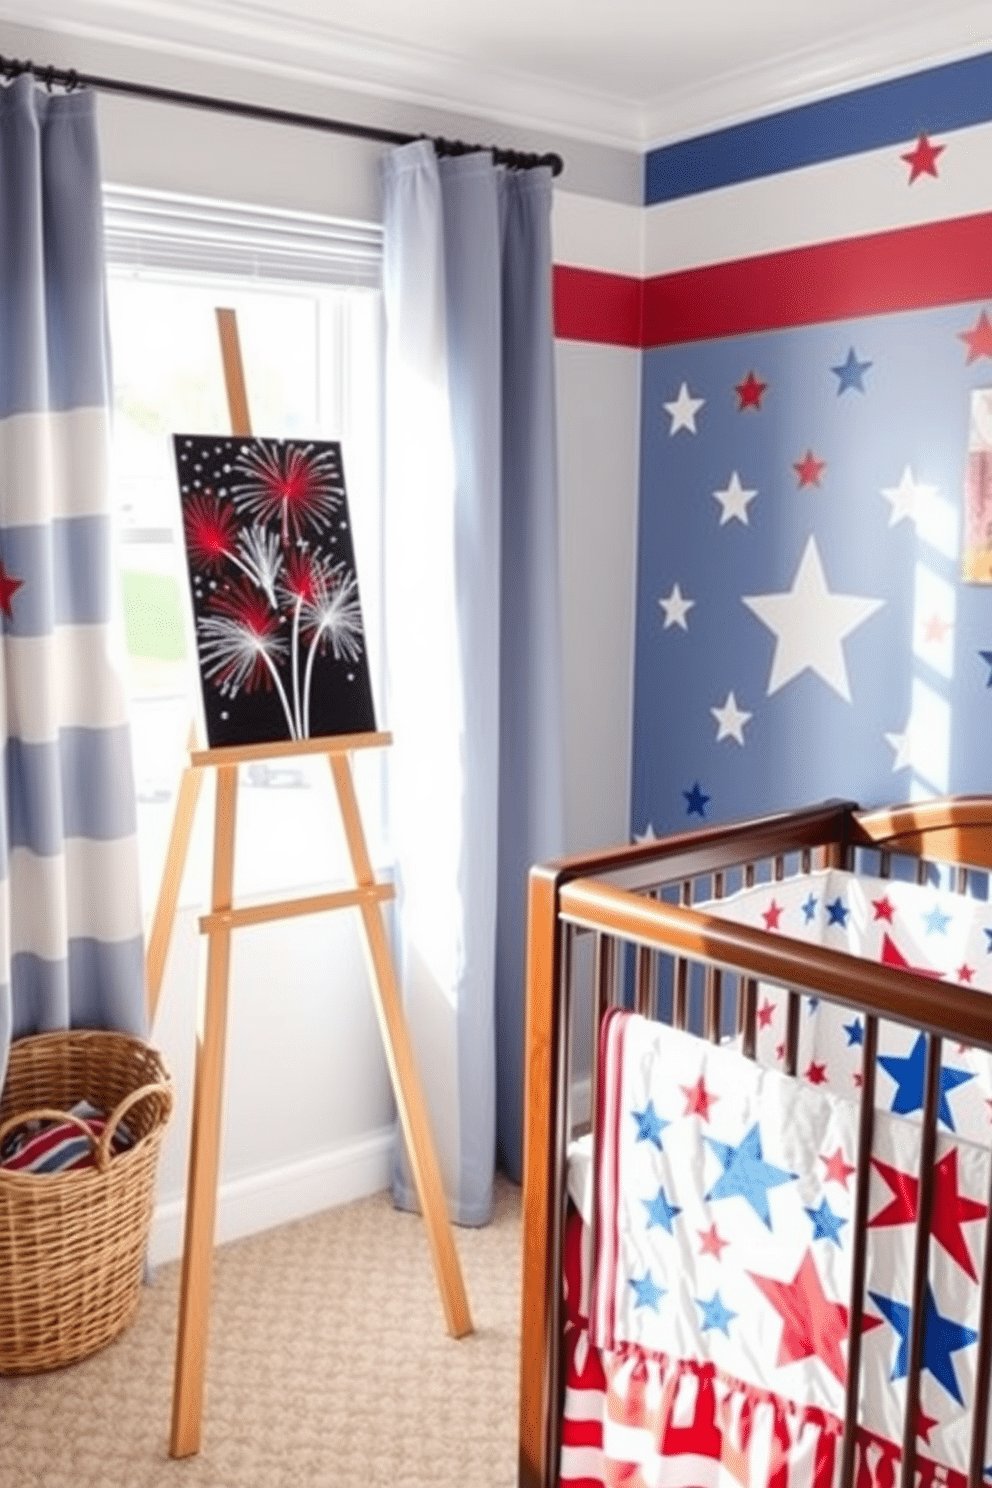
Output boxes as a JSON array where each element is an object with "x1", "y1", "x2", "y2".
[{"x1": 0, "y1": 54, "x2": 565, "y2": 176}]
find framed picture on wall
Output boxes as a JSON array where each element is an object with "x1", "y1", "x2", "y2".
[
  {"x1": 962, "y1": 389, "x2": 992, "y2": 584},
  {"x1": 173, "y1": 433, "x2": 377, "y2": 748}
]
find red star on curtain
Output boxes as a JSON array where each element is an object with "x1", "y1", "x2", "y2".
[
  {"x1": 959, "y1": 310, "x2": 992, "y2": 364},
  {"x1": 0, "y1": 558, "x2": 23, "y2": 620},
  {"x1": 735, "y1": 370, "x2": 767, "y2": 410},
  {"x1": 748, "y1": 1248, "x2": 880, "y2": 1383},
  {"x1": 681, "y1": 1075, "x2": 718, "y2": 1120},
  {"x1": 698, "y1": 1222, "x2": 729, "y2": 1260},
  {"x1": 869, "y1": 1150, "x2": 987, "y2": 1280},
  {"x1": 793, "y1": 450, "x2": 826, "y2": 487},
  {"x1": 901, "y1": 133, "x2": 945, "y2": 183}
]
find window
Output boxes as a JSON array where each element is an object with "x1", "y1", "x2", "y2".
[{"x1": 104, "y1": 187, "x2": 386, "y2": 912}]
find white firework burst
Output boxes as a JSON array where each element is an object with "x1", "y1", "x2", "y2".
[{"x1": 236, "y1": 523, "x2": 283, "y2": 606}]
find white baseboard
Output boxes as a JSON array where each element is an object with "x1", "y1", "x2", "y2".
[{"x1": 148, "y1": 1126, "x2": 395, "y2": 1267}]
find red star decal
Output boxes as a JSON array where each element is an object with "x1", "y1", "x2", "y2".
[
  {"x1": 872, "y1": 895, "x2": 894, "y2": 923},
  {"x1": 916, "y1": 1406, "x2": 939, "y2": 1444},
  {"x1": 958, "y1": 963, "x2": 975, "y2": 984},
  {"x1": 762, "y1": 899, "x2": 783, "y2": 930},
  {"x1": 805, "y1": 1060, "x2": 828, "y2": 1086},
  {"x1": 821, "y1": 1147, "x2": 856, "y2": 1188},
  {"x1": 793, "y1": 450, "x2": 826, "y2": 487},
  {"x1": 748, "y1": 1248, "x2": 880, "y2": 1383},
  {"x1": 681, "y1": 1075, "x2": 717, "y2": 1121},
  {"x1": 735, "y1": 371, "x2": 767, "y2": 410},
  {"x1": 0, "y1": 559, "x2": 24, "y2": 621},
  {"x1": 923, "y1": 612, "x2": 951, "y2": 644},
  {"x1": 870, "y1": 1150, "x2": 987, "y2": 1280},
  {"x1": 901, "y1": 133, "x2": 945, "y2": 183},
  {"x1": 757, "y1": 999, "x2": 776, "y2": 1029},
  {"x1": 879, "y1": 932, "x2": 943, "y2": 980},
  {"x1": 959, "y1": 310, "x2": 992, "y2": 364},
  {"x1": 698, "y1": 1222, "x2": 729, "y2": 1260}
]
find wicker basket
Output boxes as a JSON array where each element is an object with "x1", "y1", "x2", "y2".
[{"x1": 0, "y1": 1028, "x2": 173, "y2": 1375}]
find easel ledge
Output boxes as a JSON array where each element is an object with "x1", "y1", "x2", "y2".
[{"x1": 188, "y1": 729, "x2": 392, "y2": 767}]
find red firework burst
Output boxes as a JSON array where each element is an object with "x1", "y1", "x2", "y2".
[
  {"x1": 231, "y1": 440, "x2": 343, "y2": 544},
  {"x1": 280, "y1": 547, "x2": 317, "y2": 605},
  {"x1": 183, "y1": 492, "x2": 239, "y2": 572}
]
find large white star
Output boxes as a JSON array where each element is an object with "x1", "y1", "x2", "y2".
[
  {"x1": 664, "y1": 382, "x2": 705, "y2": 435},
  {"x1": 742, "y1": 537, "x2": 884, "y2": 702},
  {"x1": 713, "y1": 472, "x2": 757, "y2": 526},
  {"x1": 711, "y1": 691, "x2": 752, "y2": 744},
  {"x1": 659, "y1": 583, "x2": 695, "y2": 630}
]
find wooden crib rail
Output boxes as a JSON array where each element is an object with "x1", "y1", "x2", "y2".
[{"x1": 853, "y1": 794, "x2": 992, "y2": 873}]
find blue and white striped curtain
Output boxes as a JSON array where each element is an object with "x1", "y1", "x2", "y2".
[
  {"x1": 0, "y1": 76, "x2": 147, "y2": 1090},
  {"x1": 381, "y1": 142, "x2": 565, "y2": 1224}
]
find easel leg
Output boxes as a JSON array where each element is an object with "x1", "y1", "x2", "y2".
[
  {"x1": 170, "y1": 764, "x2": 239, "y2": 1458},
  {"x1": 145, "y1": 756, "x2": 204, "y2": 1028},
  {"x1": 329, "y1": 752, "x2": 473, "y2": 1339}
]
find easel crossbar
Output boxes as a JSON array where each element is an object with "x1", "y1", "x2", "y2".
[{"x1": 199, "y1": 881, "x2": 394, "y2": 933}]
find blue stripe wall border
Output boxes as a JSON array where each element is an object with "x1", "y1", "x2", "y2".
[{"x1": 645, "y1": 47, "x2": 992, "y2": 205}]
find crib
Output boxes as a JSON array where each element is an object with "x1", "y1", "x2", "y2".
[{"x1": 518, "y1": 796, "x2": 992, "y2": 1488}]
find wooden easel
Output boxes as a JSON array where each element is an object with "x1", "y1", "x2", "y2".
[{"x1": 149, "y1": 309, "x2": 472, "y2": 1461}]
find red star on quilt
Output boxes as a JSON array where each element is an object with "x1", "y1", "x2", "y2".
[
  {"x1": 735, "y1": 370, "x2": 767, "y2": 410},
  {"x1": 821, "y1": 1147, "x2": 856, "y2": 1188},
  {"x1": 757, "y1": 999, "x2": 776, "y2": 1029},
  {"x1": 916, "y1": 1406, "x2": 939, "y2": 1444},
  {"x1": 869, "y1": 1150, "x2": 987, "y2": 1280},
  {"x1": 805, "y1": 1061, "x2": 828, "y2": 1086},
  {"x1": 698, "y1": 1222, "x2": 729, "y2": 1260},
  {"x1": 872, "y1": 895, "x2": 894, "y2": 922},
  {"x1": 0, "y1": 559, "x2": 23, "y2": 620},
  {"x1": 762, "y1": 899, "x2": 783, "y2": 930},
  {"x1": 901, "y1": 133, "x2": 945, "y2": 183},
  {"x1": 748, "y1": 1248, "x2": 880, "y2": 1383},
  {"x1": 959, "y1": 309, "x2": 992, "y2": 364},
  {"x1": 681, "y1": 1075, "x2": 718, "y2": 1121},
  {"x1": 793, "y1": 450, "x2": 826, "y2": 487},
  {"x1": 958, "y1": 963, "x2": 975, "y2": 984}
]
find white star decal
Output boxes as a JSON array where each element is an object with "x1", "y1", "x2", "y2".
[
  {"x1": 884, "y1": 682, "x2": 950, "y2": 791},
  {"x1": 664, "y1": 382, "x2": 705, "y2": 435},
  {"x1": 659, "y1": 583, "x2": 695, "y2": 630},
  {"x1": 633, "y1": 824, "x2": 658, "y2": 844},
  {"x1": 742, "y1": 537, "x2": 884, "y2": 702},
  {"x1": 713, "y1": 472, "x2": 757, "y2": 526},
  {"x1": 884, "y1": 727, "x2": 914, "y2": 771},
  {"x1": 711, "y1": 691, "x2": 752, "y2": 744},
  {"x1": 881, "y1": 466, "x2": 939, "y2": 527}
]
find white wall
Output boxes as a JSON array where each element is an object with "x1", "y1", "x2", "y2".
[{"x1": 0, "y1": 15, "x2": 643, "y2": 1252}]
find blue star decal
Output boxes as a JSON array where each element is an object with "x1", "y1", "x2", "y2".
[
  {"x1": 631, "y1": 1099, "x2": 669, "y2": 1149},
  {"x1": 869, "y1": 1283, "x2": 978, "y2": 1404},
  {"x1": 630, "y1": 1271, "x2": 665, "y2": 1311},
  {"x1": 923, "y1": 903, "x2": 951, "y2": 935},
  {"x1": 843, "y1": 1017, "x2": 864, "y2": 1047},
  {"x1": 684, "y1": 781, "x2": 709, "y2": 817},
  {"x1": 878, "y1": 1033, "x2": 973, "y2": 1130},
  {"x1": 980, "y1": 649, "x2": 992, "y2": 686},
  {"x1": 831, "y1": 347, "x2": 872, "y2": 394},
  {"x1": 801, "y1": 893, "x2": 818, "y2": 923},
  {"x1": 697, "y1": 1290, "x2": 737, "y2": 1335},
  {"x1": 643, "y1": 1186, "x2": 682, "y2": 1233},
  {"x1": 806, "y1": 1198, "x2": 847, "y2": 1247},
  {"x1": 826, "y1": 897, "x2": 849, "y2": 927},
  {"x1": 705, "y1": 1122, "x2": 797, "y2": 1228},
  {"x1": 986, "y1": 927, "x2": 992, "y2": 954}
]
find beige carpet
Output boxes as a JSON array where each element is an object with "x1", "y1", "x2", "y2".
[{"x1": 0, "y1": 1175, "x2": 522, "y2": 1488}]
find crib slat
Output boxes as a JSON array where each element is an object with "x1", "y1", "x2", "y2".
[
  {"x1": 674, "y1": 881, "x2": 691, "y2": 1029},
  {"x1": 839, "y1": 1015, "x2": 879, "y2": 1488}
]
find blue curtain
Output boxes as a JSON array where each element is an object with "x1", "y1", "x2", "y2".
[
  {"x1": 0, "y1": 76, "x2": 147, "y2": 1090},
  {"x1": 380, "y1": 141, "x2": 564, "y2": 1223}
]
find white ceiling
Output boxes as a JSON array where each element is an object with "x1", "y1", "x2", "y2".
[{"x1": 5, "y1": 0, "x2": 992, "y2": 146}]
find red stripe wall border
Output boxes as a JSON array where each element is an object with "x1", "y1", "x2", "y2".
[{"x1": 553, "y1": 211, "x2": 992, "y2": 350}]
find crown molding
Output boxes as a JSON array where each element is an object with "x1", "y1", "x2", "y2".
[{"x1": 2, "y1": 0, "x2": 991, "y2": 151}]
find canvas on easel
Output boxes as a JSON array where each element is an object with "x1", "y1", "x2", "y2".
[{"x1": 173, "y1": 432, "x2": 377, "y2": 746}]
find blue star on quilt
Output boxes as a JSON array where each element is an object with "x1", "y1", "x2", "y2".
[
  {"x1": 984, "y1": 926, "x2": 992, "y2": 954},
  {"x1": 826, "y1": 897, "x2": 849, "y2": 927},
  {"x1": 631, "y1": 1098, "x2": 669, "y2": 1149},
  {"x1": 697, "y1": 1290, "x2": 737, "y2": 1335},
  {"x1": 801, "y1": 893, "x2": 818, "y2": 922},
  {"x1": 878, "y1": 1033, "x2": 973, "y2": 1130},
  {"x1": 923, "y1": 903, "x2": 952, "y2": 935},
  {"x1": 806, "y1": 1198, "x2": 847, "y2": 1246},
  {"x1": 831, "y1": 347, "x2": 872, "y2": 394},
  {"x1": 869, "y1": 1282, "x2": 978, "y2": 1404},
  {"x1": 705, "y1": 1122, "x2": 797, "y2": 1228},
  {"x1": 643, "y1": 1185, "x2": 682, "y2": 1233},
  {"x1": 630, "y1": 1271, "x2": 665, "y2": 1311},
  {"x1": 844, "y1": 1017, "x2": 864, "y2": 1046}
]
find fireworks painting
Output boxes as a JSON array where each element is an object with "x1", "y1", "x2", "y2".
[{"x1": 173, "y1": 434, "x2": 377, "y2": 748}]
